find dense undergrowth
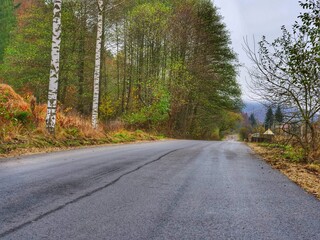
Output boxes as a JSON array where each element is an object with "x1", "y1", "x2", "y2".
[{"x1": 0, "y1": 84, "x2": 162, "y2": 156}]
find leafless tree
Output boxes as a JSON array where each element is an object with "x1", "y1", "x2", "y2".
[{"x1": 243, "y1": 0, "x2": 320, "y2": 160}]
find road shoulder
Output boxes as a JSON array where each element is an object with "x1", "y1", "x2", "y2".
[
  {"x1": 248, "y1": 143, "x2": 320, "y2": 200},
  {"x1": 0, "y1": 135, "x2": 169, "y2": 162}
]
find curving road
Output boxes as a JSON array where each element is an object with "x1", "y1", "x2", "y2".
[{"x1": 0, "y1": 140, "x2": 319, "y2": 239}]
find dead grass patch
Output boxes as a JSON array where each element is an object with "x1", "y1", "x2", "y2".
[
  {"x1": 0, "y1": 84, "x2": 164, "y2": 158},
  {"x1": 249, "y1": 143, "x2": 320, "y2": 199}
]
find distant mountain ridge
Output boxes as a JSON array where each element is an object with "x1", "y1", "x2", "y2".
[{"x1": 243, "y1": 101, "x2": 266, "y2": 123}]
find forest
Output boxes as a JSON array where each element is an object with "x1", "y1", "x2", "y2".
[{"x1": 0, "y1": 0, "x2": 242, "y2": 142}]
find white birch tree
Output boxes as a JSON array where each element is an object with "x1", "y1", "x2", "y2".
[
  {"x1": 46, "y1": 0, "x2": 62, "y2": 134},
  {"x1": 92, "y1": 0, "x2": 104, "y2": 128}
]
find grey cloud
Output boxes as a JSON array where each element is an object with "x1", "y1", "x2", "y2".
[{"x1": 213, "y1": 0, "x2": 301, "y2": 100}]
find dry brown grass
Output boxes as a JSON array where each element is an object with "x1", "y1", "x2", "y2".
[
  {"x1": 105, "y1": 120, "x2": 125, "y2": 132},
  {"x1": 0, "y1": 84, "x2": 32, "y2": 143},
  {"x1": 249, "y1": 143, "x2": 320, "y2": 199},
  {"x1": 0, "y1": 84, "x2": 162, "y2": 157},
  {"x1": 0, "y1": 84, "x2": 30, "y2": 112}
]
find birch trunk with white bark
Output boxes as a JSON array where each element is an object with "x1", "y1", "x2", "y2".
[
  {"x1": 92, "y1": 0, "x2": 104, "y2": 129},
  {"x1": 46, "y1": 0, "x2": 62, "y2": 134}
]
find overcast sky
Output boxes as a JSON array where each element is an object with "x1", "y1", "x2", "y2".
[{"x1": 213, "y1": 0, "x2": 301, "y2": 101}]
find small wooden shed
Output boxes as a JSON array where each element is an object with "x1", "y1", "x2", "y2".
[{"x1": 263, "y1": 129, "x2": 274, "y2": 142}]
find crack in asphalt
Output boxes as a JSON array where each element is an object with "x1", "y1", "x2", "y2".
[{"x1": 0, "y1": 148, "x2": 181, "y2": 238}]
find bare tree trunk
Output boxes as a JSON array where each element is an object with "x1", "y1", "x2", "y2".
[
  {"x1": 121, "y1": 19, "x2": 127, "y2": 113},
  {"x1": 116, "y1": 22, "x2": 120, "y2": 100},
  {"x1": 126, "y1": 41, "x2": 133, "y2": 111},
  {"x1": 46, "y1": 0, "x2": 62, "y2": 134},
  {"x1": 92, "y1": 0, "x2": 104, "y2": 129},
  {"x1": 77, "y1": 2, "x2": 87, "y2": 114}
]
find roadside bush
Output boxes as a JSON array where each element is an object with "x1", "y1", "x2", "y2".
[
  {"x1": 123, "y1": 87, "x2": 170, "y2": 128},
  {"x1": 14, "y1": 111, "x2": 31, "y2": 124},
  {"x1": 283, "y1": 145, "x2": 305, "y2": 163}
]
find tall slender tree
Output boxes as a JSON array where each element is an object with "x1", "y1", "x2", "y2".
[
  {"x1": 92, "y1": 0, "x2": 104, "y2": 129},
  {"x1": 46, "y1": 0, "x2": 63, "y2": 134},
  {"x1": 274, "y1": 106, "x2": 283, "y2": 124},
  {"x1": 264, "y1": 107, "x2": 274, "y2": 130},
  {"x1": 249, "y1": 113, "x2": 257, "y2": 127}
]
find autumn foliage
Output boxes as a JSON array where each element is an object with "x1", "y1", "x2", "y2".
[
  {"x1": 0, "y1": 84, "x2": 104, "y2": 143},
  {"x1": 0, "y1": 84, "x2": 157, "y2": 155},
  {"x1": 0, "y1": 84, "x2": 31, "y2": 124}
]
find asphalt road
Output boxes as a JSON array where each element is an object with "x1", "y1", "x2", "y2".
[{"x1": 0, "y1": 140, "x2": 319, "y2": 240}]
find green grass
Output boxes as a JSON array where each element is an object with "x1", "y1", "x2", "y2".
[
  {"x1": 0, "y1": 128, "x2": 163, "y2": 157},
  {"x1": 258, "y1": 142, "x2": 305, "y2": 163}
]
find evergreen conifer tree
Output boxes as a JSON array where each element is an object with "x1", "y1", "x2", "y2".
[
  {"x1": 249, "y1": 113, "x2": 257, "y2": 127},
  {"x1": 274, "y1": 106, "x2": 283, "y2": 124},
  {"x1": 264, "y1": 107, "x2": 274, "y2": 130}
]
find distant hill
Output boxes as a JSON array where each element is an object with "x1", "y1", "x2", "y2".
[
  {"x1": 243, "y1": 101, "x2": 266, "y2": 123},
  {"x1": 243, "y1": 102, "x2": 320, "y2": 123}
]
